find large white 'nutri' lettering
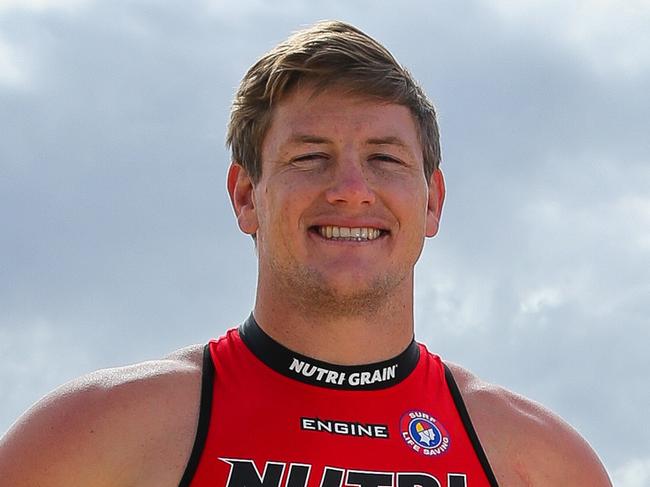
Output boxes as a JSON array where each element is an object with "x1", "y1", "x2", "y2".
[
  {"x1": 288, "y1": 358, "x2": 397, "y2": 387},
  {"x1": 220, "y1": 459, "x2": 468, "y2": 487}
]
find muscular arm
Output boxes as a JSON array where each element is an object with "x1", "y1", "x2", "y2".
[
  {"x1": 0, "y1": 352, "x2": 202, "y2": 487},
  {"x1": 447, "y1": 363, "x2": 612, "y2": 487}
]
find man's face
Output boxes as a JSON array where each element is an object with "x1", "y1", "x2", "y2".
[{"x1": 229, "y1": 85, "x2": 445, "y2": 312}]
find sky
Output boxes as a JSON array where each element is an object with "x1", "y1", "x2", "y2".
[{"x1": 1, "y1": 0, "x2": 648, "y2": 484}]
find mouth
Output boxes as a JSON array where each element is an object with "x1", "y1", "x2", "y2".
[{"x1": 310, "y1": 225, "x2": 388, "y2": 242}]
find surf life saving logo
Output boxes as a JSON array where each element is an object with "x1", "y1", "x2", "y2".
[{"x1": 400, "y1": 410, "x2": 450, "y2": 456}]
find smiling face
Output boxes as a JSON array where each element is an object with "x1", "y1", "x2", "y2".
[{"x1": 228, "y1": 84, "x2": 445, "y2": 316}]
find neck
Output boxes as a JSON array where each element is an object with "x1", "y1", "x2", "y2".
[
  {"x1": 253, "y1": 274, "x2": 416, "y2": 365},
  {"x1": 238, "y1": 314, "x2": 420, "y2": 390}
]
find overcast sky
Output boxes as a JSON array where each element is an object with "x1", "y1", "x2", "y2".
[{"x1": 1, "y1": 0, "x2": 648, "y2": 484}]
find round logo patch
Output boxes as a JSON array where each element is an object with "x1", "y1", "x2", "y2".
[{"x1": 400, "y1": 410, "x2": 450, "y2": 456}]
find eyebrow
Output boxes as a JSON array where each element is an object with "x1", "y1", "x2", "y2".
[
  {"x1": 286, "y1": 134, "x2": 409, "y2": 148},
  {"x1": 365, "y1": 136, "x2": 409, "y2": 148},
  {"x1": 287, "y1": 134, "x2": 332, "y2": 145}
]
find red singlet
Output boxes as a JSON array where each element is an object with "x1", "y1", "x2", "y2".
[{"x1": 179, "y1": 316, "x2": 499, "y2": 487}]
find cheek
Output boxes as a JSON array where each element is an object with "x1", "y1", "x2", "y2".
[
  {"x1": 281, "y1": 176, "x2": 320, "y2": 209},
  {"x1": 387, "y1": 179, "x2": 429, "y2": 216},
  {"x1": 398, "y1": 187, "x2": 430, "y2": 245},
  {"x1": 259, "y1": 183, "x2": 311, "y2": 234}
]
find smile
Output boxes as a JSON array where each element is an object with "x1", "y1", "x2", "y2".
[{"x1": 316, "y1": 226, "x2": 383, "y2": 241}]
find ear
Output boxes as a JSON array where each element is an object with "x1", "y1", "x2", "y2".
[
  {"x1": 227, "y1": 163, "x2": 259, "y2": 236},
  {"x1": 425, "y1": 168, "x2": 445, "y2": 238}
]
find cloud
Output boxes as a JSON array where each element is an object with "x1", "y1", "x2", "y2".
[
  {"x1": 613, "y1": 458, "x2": 650, "y2": 487},
  {"x1": 482, "y1": 0, "x2": 650, "y2": 77},
  {"x1": 0, "y1": 316, "x2": 96, "y2": 433},
  {"x1": 519, "y1": 286, "x2": 563, "y2": 315},
  {"x1": 617, "y1": 195, "x2": 650, "y2": 252},
  {"x1": 0, "y1": 37, "x2": 28, "y2": 88},
  {"x1": 1, "y1": 0, "x2": 648, "y2": 476},
  {"x1": 0, "y1": 0, "x2": 92, "y2": 13},
  {"x1": 416, "y1": 144, "x2": 650, "y2": 468}
]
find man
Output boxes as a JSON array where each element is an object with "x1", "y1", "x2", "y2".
[{"x1": 0, "y1": 20, "x2": 611, "y2": 487}]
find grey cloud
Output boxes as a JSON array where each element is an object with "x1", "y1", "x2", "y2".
[{"x1": 1, "y1": 0, "x2": 647, "y2": 479}]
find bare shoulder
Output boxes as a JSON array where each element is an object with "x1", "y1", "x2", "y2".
[
  {"x1": 445, "y1": 362, "x2": 612, "y2": 487},
  {"x1": 0, "y1": 343, "x2": 206, "y2": 487}
]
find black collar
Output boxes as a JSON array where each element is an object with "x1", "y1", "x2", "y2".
[{"x1": 238, "y1": 314, "x2": 420, "y2": 390}]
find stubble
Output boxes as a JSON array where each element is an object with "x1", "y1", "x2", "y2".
[{"x1": 268, "y1": 256, "x2": 408, "y2": 320}]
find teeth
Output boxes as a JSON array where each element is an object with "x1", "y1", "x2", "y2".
[{"x1": 317, "y1": 226, "x2": 382, "y2": 241}]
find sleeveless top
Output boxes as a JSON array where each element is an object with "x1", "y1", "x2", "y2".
[{"x1": 179, "y1": 316, "x2": 499, "y2": 487}]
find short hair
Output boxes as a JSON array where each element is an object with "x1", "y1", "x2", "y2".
[{"x1": 226, "y1": 20, "x2": 441, "y2": 183}]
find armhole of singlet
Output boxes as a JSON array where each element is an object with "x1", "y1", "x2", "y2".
[
  {"x1": 443, "y1": 363, "x2": 500, "y2": 487},
  {"x1": 178, "y1": 343, "x2": 215, "y2": 487}
]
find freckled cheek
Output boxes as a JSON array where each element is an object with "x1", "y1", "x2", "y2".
[
  {"x1": 382, "y1": 178, "x2": 427, "y2": 204},
  {"x1": 286, "y1": 176, "x2": 321, "y2": 200},
  {"x1": 265, "y1": 188, "x2": 313, "y2": 234},
  {"x1": 390, "y1": 190, "x2": 430, "y2": 231}
]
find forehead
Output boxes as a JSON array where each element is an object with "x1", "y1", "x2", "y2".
[{"x1": 262, "y1": 85, "x2": 422, "y2": 154}]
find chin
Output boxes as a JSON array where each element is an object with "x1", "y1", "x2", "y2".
[{"x1": 298, "y1": 273, "x2": 402, "y2": 316}]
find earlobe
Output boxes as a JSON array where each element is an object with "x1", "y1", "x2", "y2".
[
  {"x1": 425, "y1": 168, "x2": 446, "y2": 238},
  {"x1": 227, "y1": 163, "x2": 259, "y2": 235}
]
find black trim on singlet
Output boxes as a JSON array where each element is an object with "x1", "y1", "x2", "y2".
[
  {"x1": 239, "y1": 314, "x2": 420, "y2": 390},
  {"x1": 178, "y1": 343, "x2": 215, "y2": 487},
  {"x1": 443, "y1": 363, "x2": 500, "y2": 487}
]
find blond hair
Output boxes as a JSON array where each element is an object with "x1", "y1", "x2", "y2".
[{"x1": 227, "y1": 20, "x2": 441, "y2": 182}]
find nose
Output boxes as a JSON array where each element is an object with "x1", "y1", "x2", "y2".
[{"x1": 324, "y1": 158, "x2": 376, "y2": 206}]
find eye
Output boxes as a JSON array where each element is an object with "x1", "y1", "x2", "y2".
[
  {"x1": 288, "y1": 153, "x2": 330, "y2": 170},
  {"x1": 293, "y1": 153, "x2": 326, "y2": 162},
  {"x1": 371, "y1": 154, "x2": 403, "y2": 164}
]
